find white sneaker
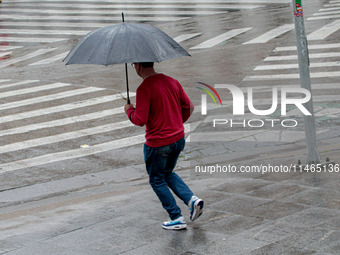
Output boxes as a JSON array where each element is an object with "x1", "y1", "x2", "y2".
[
  {"x1": 162, "y1": 216, "x2": 187, "y2": 230},
  {"x1": 189, "y1": 196, "x2": 204, "y2": 221}
]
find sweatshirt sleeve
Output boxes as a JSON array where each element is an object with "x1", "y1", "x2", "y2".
[
  {"x1": 180, "y1": 86, "x2": 194, "y2": 123},
  {"x1": 126, "y1": 86, "x2": 150, "y2": 127}
]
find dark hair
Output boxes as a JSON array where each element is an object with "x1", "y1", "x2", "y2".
[{"x1": 139, "y1": 62, "x2": 154, "y2": 68}]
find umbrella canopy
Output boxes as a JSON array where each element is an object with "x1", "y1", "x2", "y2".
[{"x1": 63, "y1": 22, "x2": 190, "y2": 65}]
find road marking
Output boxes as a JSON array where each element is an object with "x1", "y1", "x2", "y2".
[
  {"x1": 174, "y1": 33, "x2": 202, "y2": 43},
  {"x1": 0, "y1": 14, "x2": 189, "y2": 22},
  {"x1": 0, "y1": 22, "x2": 106, "y2": 28},
  {"x1": 243, "y1": 24, "x2": 294, "y2": 44},
  {"x1": 254, "y1": 61, "x2": 340, "y2": 70},
  {"x1": 0, "y1": 92, "x2": 135, "y2": 124},
  {"x1": 313, "y1": 10, "x2": 340, "y2": 16},
  {"x1": 0, "y1": 29, "x2": 90, "y2": 36},
  {"x1": 0, "y1": 82, "x2": 71, "y2": 99},
  {"x1": 0, "y1": 79, "x2": 11, "y2": 83},
  {"x1": 0, "y1": 108, "x2": 124, "y2": 137},
  {"x1": 0, "y1": 121, "x2": 134, "y2": 154},
  {"x1": 0, "y1": 87, "x2": 105, "y2": 110},
  {"x1": 244, "y1": 71, "x2": 340, "y2": 80},
  {"x1": 307, "y1": 20, "x2": 340, "y2": 40},
  {"x1": 264, "y1": 52, "x2": 340, "y2": 61},
  {"x1": 0, "y1": 52, "x2": 12, "y2": 58},
  {"x1": 7, "y1": 0, "x2": 291, "y2": 3},
  {"x1": 319, "y1": 7, "x2": 340, "y2": 11},
  {"x1": 0, "y1": 3, "x2": 264, "y2": 9},
  {"x1": 275, "y1": 43, "x2": 340, "y2": 51},
  {"x1": 0, "y1": 48, "x2": 58, "y2": 69},
  {"x1": 0, "y1": 37, "x2": 67, "y2": 43},
  {"x1": 0, "y1": 46, "x2": 23, "y2": 51},
  {"x1": 190, "y1": 27, "x2": 252, "y2": 50},
  {"x1": 0, "y1": 80, "x2": 40, "y2": 89},
  {"x1": 1, "y1": 9, "x2": 228, "y2": 16},
  {"x1": 308, "y1": 14, "x2": 340, "y2": 20},
  {"x1": 0, "y1": 124, "x2": 191, "y2": 173},
  {"x1": 29, "y1": 52, "x2": 68, "y2": 66}
]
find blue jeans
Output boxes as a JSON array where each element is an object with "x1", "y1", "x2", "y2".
[{"x1": 144, "y1": 137, "x2": 193, "y2": 220}]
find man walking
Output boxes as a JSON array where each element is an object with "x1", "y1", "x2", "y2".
[{"x1": 124, "y1": 62, "x2": 204, "y2": 230}]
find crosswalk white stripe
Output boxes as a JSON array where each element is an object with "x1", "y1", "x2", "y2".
[
  {"x1": 0, "y1": 121, "x2": 134, "y2": 154},
  {"x1": 29, "y1": 52, "x2": 68, "y2": 66},
  {"x1": 0, "y1": 49, "x2": 57, "y2": 69},
  {"x1": 0, "y1": 37, "x2": 67, "y2": 43},
  {"x1": 308, "y1": 14, "x2": 340, "y2": 20},
  {"x1": 0, "y1": 108, "x2": 123, "y2": 137},
  {"x1": 0, "y1": 14, "x2": 189, "y2": 22},
  {"x1": 254, "y1": 61, "x2": 340, "y2": 70},
  {"x1": 2, "y1": 9, "x2": 228, "y2": 15},
  {"x1": 307, "y1": 20, "x2": 340, "y2": 40},
  {"x1": 264, "y1": 52, "x2": 340, "y2": 61},
  {"x1": 243, "y1": 24, "x2": 294, "y2": 44},
  {"x1": 0, "y1": 82, "x2": 71, "y2": 99},
  {"x1": 0, "y1": 87, "x2": 105, "y2": 111},
  {"x1": 319, "y1": 7, "x2": 340, "y2": 11},
  {"x1": 244, "y1": 71, "x2": 340, "y2": 80},
  {"x1": 0, "y1": 29, "x2": 90, "y2": 36},
  {"x1": 0, "y1": 46, "x2": 23, "y2": 51},
  {"x1": 0, "y1": 52, "x2": 12, "y2": 58},
  {"x1": 0, "y1": 92, "x2": 135, "y2": 124},
  {"x1": 0, "y1": 79, "x2": 11, "y2": 83},
  {"x1": 313, "y1": 10, "x2": 340, "y2": 16},
  {"x1": 190, "y1": 28, "x2": 252, "y2": 50},
  {"x1": 0, "y1": 124, "x2": 192, "y2": 173},
  {"x1": 0, "y1": 80, "x2": 40, "y2": 89},
  {"x1": 325, "y1": 4, "x2": 340, "y2": 7},
  {"x1": 0, "y1": 3, "x2": 264, "y2": 9},
  {"x1": 275, "y1": 43, "x2": 340, "y2": 51},
  {"x1": 0, "y1": 22, "x2": 106, "y2": 28},
  {"x1": 174, "y1": 33, "x2": 202, "y2": 43},
  {"x1": 330, "y1": 0, "x2": 340, "y2": 3}
]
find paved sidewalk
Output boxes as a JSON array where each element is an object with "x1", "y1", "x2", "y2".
[{"x1": 0, "y1": 131, "x2": 339, "y2": 255}]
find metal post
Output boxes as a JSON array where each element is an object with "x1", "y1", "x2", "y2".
[{"x1": 292, "y1": 0, "x2": 321, "y2": 164}]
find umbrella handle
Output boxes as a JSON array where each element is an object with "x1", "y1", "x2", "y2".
[{"x1": 125, "y1": 63, "x2": 130, "y2": 104}]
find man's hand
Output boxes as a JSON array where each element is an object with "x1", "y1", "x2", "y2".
[{"x1": 124, "y1": 103, "x2": 134, "y2": 113}]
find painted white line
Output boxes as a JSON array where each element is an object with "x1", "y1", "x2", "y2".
[
  {"x1": 308, "y1": 14, "x2": 340, "y2": 20},
  {"x1": 174, "y1": 33, "x2": 202, "y2": 43},
  {"x1": 325, "y1": 4, "x2": 340, "y2": 7},
  {"x1": 0, "y1": 80, "x2": 40, "y2": 89},
  {"x1": 190, "y1": 27, "x2": 252, "y2": 50},
  {"x1": 0, "y1": 87, "x2": 105, "y2": 111},
  {"x1": 0, "y1": 121, "x2": 134, "y2": 154},
  {"x1": 307, "y1": 20, "x2": 340, "y2": 40},
  {"x1": 0, "y1": 108, "x2": 123, "y2": 137},
  {"x1": 0, "y1": 46, "x2": 23, "y2": 51},
  {"x1": 0, "y1": 52, "x2": 12, "y2": 58},
  {"x1": 0, "y1": 79, "x2": 11, "y2": 83},
  {"x1": 254, "y1": 61, "x2": 340, "y2": 70},
  {"x1": 0, "y1": 92, "x2": 135, "y2": 124},
  {"x1": 244, "y1": 71, "x2": 340, "y2": 80},
  {"x1": 0, "y1": 29, "x2": 90, "y2": 36},
  {"x1": 313, "y1": 10, "x2": 340, "y2": 16},
  {"x1": 0, "y1": 48, "x2": 57, "y2": 69},
  {"x1": 275, "y1": 43, "x2": 340, "y2": 51},
  {"x1": 2, "y1": 9, "x2": 228, "y2": 16},
  {"x1": 7, "y1": 0, "x2": 290, "y2": 3},
  {"x1": 319, "y1": 7, "x2": 340, "y2": 11},
  {"x1": 0, "y1": 82, "x2": 71, "y2": 99},
  {"x1": 0, "y1": 22, "x2": 106, "y2": 28},
  {"x1": 243, "y1": 24, "x2": 294, "y2": 44},
  {"x1": 0, "y1": 37, "x2": 67, "y2": 43},
  {"x1": 0, "y1": 124, "x2": 192, "y2": 173},
  {"x1": 0, "y1": 3, "x2": 264, "y2": 9},
  {"x1": 29, "y1": 52, "x2": 68, "y2": 66},
  {"x1": 264, "y1": 52, "x2": 340, "y2": 61},
  {"x1": 0, "y1": 14, "x2": 189, "y2": 22}
]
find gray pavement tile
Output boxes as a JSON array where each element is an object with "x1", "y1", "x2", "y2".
[
  {"x1": 250, "y1": 243, "x2": 316, "y2": 255},
  {"x1": 282, "y1": 188, "x2": 340, "y2": 208},
  {"x1": 210, "y1": 194, "x2": 272, "y2": 216},
  {"x1": 245, "y1": 182, "x2": 308, "y2": 200},
  {"x1": 281, "y1": 172, "x2": 340, "y2": 188},
  {"x1": 212, "y1": 177, "x2": 273, "y2": 194}
]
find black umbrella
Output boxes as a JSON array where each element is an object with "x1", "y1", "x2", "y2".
[{"x1": 64, "y1": 14, "x2": 190, "y2": 103}]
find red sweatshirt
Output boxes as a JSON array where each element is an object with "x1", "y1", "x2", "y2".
[{"x1": 126, "y1": 73, "x2": 194, "y2": 147}]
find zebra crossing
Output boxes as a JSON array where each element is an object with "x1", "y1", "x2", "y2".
[{"x1": 0, "y1": 0, "x2": 301, "y2": 68}]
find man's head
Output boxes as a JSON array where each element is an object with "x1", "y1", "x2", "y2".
[{"x1": 132, "y1": 62, "x2": 155, "y2": 78}]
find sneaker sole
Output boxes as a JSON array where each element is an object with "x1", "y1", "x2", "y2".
[
  {"x1": 191, "y1": 200, "x2": 204, "y2": 221},
  {"x1": 162, "y1": 223, "x2": 187, "y2": 230}
]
